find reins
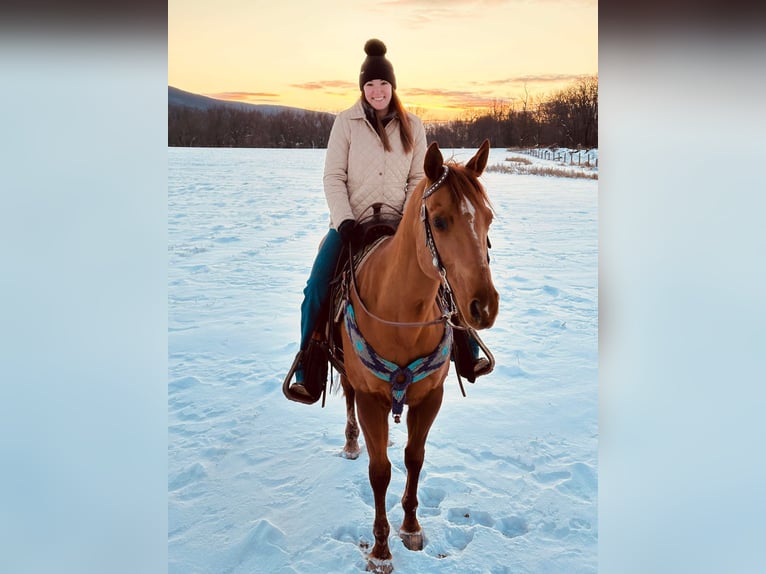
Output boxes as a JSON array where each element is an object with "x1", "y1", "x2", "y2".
[{"x1": 347, "y1": 251, "x2": 454, "y2": 328}]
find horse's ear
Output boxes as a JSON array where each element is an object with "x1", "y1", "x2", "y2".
[
  {"x1": 466, "y1": 139, "x2": 490, "y2": 176},
  {"x1": 424, "y1": 141, "x2": 444, "y2": 182}
]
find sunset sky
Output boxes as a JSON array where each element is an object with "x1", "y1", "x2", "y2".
[{"x1": 169, "y1": 0, "x2": 597, "y2": 121}]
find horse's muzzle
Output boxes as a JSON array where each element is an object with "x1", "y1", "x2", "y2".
[{"x1": 467, "y1": 287, "x2": 499, "y2": 330}]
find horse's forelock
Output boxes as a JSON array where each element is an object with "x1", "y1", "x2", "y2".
[{"x1": 444, "y1": 161, "x2": 493, "y2": 213}]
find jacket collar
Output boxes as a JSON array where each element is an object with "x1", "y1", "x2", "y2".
[{"x1": 349, "y1": 100, "x2": 367, "y2": 119}]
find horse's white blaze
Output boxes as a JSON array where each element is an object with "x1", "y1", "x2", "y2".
[
  {"x1": 461, "y1": 197, "x2": 479, "y2": 242},
  {"x1": 461, "y1": 196, "x2": 489, "y2": 269}
]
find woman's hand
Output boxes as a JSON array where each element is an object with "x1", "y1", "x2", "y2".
[{"x1": 338, "y1": 219, "x2": 357, "y2": 245}]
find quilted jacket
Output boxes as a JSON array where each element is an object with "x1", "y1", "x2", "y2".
[{"x1": 323, "y1": 100, "x2": 427, "y2": 229}]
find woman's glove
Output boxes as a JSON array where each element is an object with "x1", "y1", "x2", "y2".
[{"x1": 338, "y1": 219, "x2": 357, "y2": 245}]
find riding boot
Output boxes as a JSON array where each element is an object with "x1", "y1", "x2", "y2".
[
  {"x1": 452, "y1": 328, "x2": 493, "y2": 383},
  {"x1": 286, "y1": 229, "x2": 343, "y2": 401},
  {"x1": 289, "y1": 363, "x2": 310, "y2": 397},
  {"x1": 290, "y1": 331, "x2": 328, "y2": 399},
  {"x1": 467, "y1": 333, "x2": 492, "y2": 377}
]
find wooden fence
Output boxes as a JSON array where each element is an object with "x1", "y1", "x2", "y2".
[{"x1": 519, "y1": 148, "x2": 598, "y2": 167}]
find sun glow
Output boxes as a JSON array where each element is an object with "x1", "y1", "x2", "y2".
[{"x1": 169, "y1": 0, "x2": 597, "y2": 121}]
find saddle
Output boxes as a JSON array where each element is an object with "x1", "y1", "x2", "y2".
[
  {"x1": 282, "y1": 205, "x2": 401, "y2": 405},
  {"x1": 282, "y1": 204, "x2": 495, "y2": 406}
]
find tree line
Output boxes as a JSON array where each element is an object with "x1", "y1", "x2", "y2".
[
  {"x1": 168, "y1": 106, "x2": 336, "y2": 148},
  {"x1": 424, "y1": 76, "x2": 598, "y2": 149},
  {"x1": 168, "y1": 76, "x2": 597, "y2": 149}
]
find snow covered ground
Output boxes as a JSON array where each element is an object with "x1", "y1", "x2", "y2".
[{"x1": 168, "y1": 146, "x2": 598, "y2": 573}]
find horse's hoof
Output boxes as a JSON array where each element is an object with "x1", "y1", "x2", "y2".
[
  {"x1": 341, "y1": 445, "x2": 361, "y2": 460},
  {"x1": 399, "y1": 528, "x2": 424, "y2": 551},
  {"x1": 342, "y1": 449, "x2": 361, "y2": 460},
  {"x1": 366, "y1": 557, "x2": 393, "y2": 573}
]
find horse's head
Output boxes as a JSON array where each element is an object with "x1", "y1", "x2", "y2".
[{"x1": 419, "y1": 139, "x2": 499, "y2": 330}]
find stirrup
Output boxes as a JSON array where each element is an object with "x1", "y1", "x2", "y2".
[
  {"x1": 282, "y1": 351, "x2": 317, "y2": 405},
  {"x1": 473, "y1": 357, "x2": 492, "y2": 377},
  {"x1": 471, "y1": 331, "x2": 495, "y2": 379}
]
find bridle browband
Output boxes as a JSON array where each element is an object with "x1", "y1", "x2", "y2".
[{"x1": 422, "y1": 165, "x2": 450, "y2": 200}]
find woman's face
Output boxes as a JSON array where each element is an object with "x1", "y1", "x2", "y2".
[{"x1": 363, "y1": 79, "x2": 393, "y2": 117}]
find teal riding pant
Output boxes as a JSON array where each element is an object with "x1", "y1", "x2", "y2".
[{"x1": 299, "y1": 229, "x2": 343, "y2": 351}]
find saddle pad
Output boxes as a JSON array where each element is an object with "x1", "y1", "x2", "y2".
[{"x1": 331, "y1": 235, "x2": 390, "y2": 325}]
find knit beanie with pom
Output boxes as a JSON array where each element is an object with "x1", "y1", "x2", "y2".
[{"x1": 358, "y1": 39, "x2": 397, "y2": 90}]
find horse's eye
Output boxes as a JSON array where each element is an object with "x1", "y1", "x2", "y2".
[{"x1": 433, "y1": 216, "x2": 447, "y2": 231}]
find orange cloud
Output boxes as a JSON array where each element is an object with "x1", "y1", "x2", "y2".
[
  {"x1": 402, "y1": 87, "x2": 501, "y2": 109},
  {"x1": 291, "y1": 80, "x2": 357, "y2": 91},
  {"x1": 207, "y1": 91, "x2": 280, "y2": 103}
]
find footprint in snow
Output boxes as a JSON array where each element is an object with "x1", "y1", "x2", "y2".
[
  {"x1": 445, "y1": 525, "x2": 474, "y2": 551},
  {"x1": 557, "y1": 462, "x2": 597, "y2": 502},
  {"x1": 446, "y1": 507, "x2": 494, "y2": 527},
  {"x1": 417, "y1": 486, "x2": 446, "y2": 517},
  {"x1": 168, "y1": 462, "x2": 207, "y2": 491},
  {"x1": 496, "y1": 516, "x2": 529, "y2": 538}
]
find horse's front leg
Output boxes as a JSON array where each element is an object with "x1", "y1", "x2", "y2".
[
  {"x1": 356, "y1": 390, "x2": 393, "y2": 567},
  {"x1": 400, "y1": 384, "x2": 444, "y2": 551},
  {"x1": 341, "y1": 375, "x2": 361, "y2": 459}
]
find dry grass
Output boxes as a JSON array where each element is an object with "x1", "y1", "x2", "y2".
[
  {"x1": 486, "y1": 162, "x2": 598, "y2": 180},
  {"x1": 506, "y1": 156, "x2": 533, "y2": 165}
]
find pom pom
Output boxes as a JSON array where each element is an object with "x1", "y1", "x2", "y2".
[{"x1": 364, "y1": 39, "x2": 387, "y2": 57}]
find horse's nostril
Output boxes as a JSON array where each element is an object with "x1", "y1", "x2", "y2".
[{"x1": 470, "y1": 299, "x2": 481, "y2": 321}]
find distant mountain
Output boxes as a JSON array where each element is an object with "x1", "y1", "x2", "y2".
[
  {"x1": 168, "y1": 86, "x2": 329, "y2": 117},
  {"x1": 168, "y1": 86, "x2": 337, "y2": 147}
]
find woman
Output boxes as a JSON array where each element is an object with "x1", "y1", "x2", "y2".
[{"x1": 289, "y1": 39, "x2": 488, "y2": 397}]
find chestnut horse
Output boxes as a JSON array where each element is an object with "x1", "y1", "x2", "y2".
[{"x1": 339, "y1": 139, "x2": 499, "y2": 572}]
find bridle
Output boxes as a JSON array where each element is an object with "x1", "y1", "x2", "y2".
[{"x1": 420, "y1": 166, "x2": 461, "y2": 326}]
